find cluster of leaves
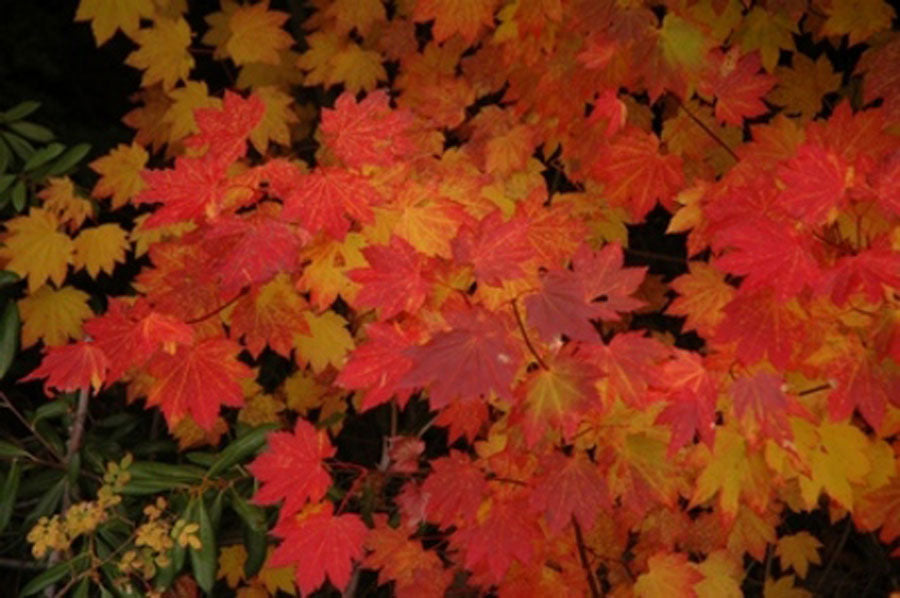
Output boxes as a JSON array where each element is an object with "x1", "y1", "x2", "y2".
[{"x1": 2, "y1": 0, "x2": 900, "y2": 596}]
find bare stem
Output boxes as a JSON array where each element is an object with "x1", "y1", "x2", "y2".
[
  {"x1": 511, "y1": 298, "x2": 549, "y2": 370},
  {"x1": 572, "y1": 516, "x2": 603, "y2": 598},
  {"x1": 672, "y1": 95, "x2": 740, "y2": 162}
]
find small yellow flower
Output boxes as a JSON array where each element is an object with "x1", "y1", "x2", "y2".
[{"x1": 176, "y1": 522, "x2": 202, "y2": 550}]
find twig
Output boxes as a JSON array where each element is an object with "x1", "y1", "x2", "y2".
[
  {"x1": 342, "y1": 566, "x2": 361, "y2": 598},
  {"x1": 510, "y1": 299, "x2": 549, "y2": 370},
  {"x1": 622, "y1": 247, "x2": 688, "y2": 265},
  {"x1": 0, "y1": 391, "x2": 63, "y2": 461},
  {"x1": 672, "y1": 95, "x2": 740, "y2": 162},
  {"x1": 796, "y1": 383, "x2": 832, "y2": 396},
  {"x1": 815, "y1": 517, "x2": 852, "y2": 592},
  {"x1": 572, "y1": 516, "x2": 602, "y2": 598}
]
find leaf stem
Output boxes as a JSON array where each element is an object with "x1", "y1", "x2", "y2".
[
  {"x1": 572, "y1": 515, "x2": 603, "y2": 598},
  {"x1": 671, "y1": 95, "x2": 740, "y2": 162},
  {"x1": 511, "y1": 298, "x2": 549, "y2": 370}
]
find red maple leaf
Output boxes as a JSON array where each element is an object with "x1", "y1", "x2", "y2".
[
  {"x1": 83, "y1": 298, "x2": 194, "y2": 381},
  {"x1": 421, "y1": 451, "x2": 487, "y2": 528},
  {"x1": 281, "y1": 167, "x2": 382, "y2": 240},
  {"x1": 319, "y1": 90, "x2": 417, "y2": 169},
  {"x1": 185, "y1": 90, "x2": 264, "y2": 165},
  {"x1": 572, "y1": 243, "x2": 646, "y2": 318},
  {"x1": 713, "y1": 288, "x2": 802, "y2": 369},
  {"x1": 24, "y1": 341, "x2": 110, "y2": 395},
  {"x1": 528, "y1": 452, "x2": 610, "y2": 533},
  {"x1": 403, "y1": 306, "x2": 521, "y2": 408},
  {"x1": 524, "y1": 269, "x2": 603, "y2": 343},
  {"x1": 655, "y1": 350, "x2": 718, "y2": 455},
  {"x1": 434, "y1": 398, "x2": 489, "y2": 443},
  {"x1": 589, "y1": 127, "x2": 684, "y2": 220},
  {"x1": 145, "y1": 337, "x2": 251, "y2": 430},
  {"x1": 269, "y1": 502, "x2": 368, "y2": 595},
  {"x1": 228, "y1": 277, "x2": 310, "y2": 359},
  {"x1": 815, "y1": 242, "x2": 900, "y2": 306},
  {"x1": 201, "y1": 208, "x2": 306, "y2": 294},
  {"x1": 335, "y1": 321, "x2": 420, "y2": 411},
  {"x1": 137, "y1": 154, "x2": 230, "y2": 227},
  {"x1": 348, "y1": 236, "x2": 433, "y2": 320},
  {"x1": 699, "y1": 49, "x2": 776, "y2": 126},
  {"x1": 583, "y1": 332, "x2": 670, "y2": 408},
  {"x1": 713, "y1": 216, "x2": 821, "y2": 301},
  {"x1": 247, "y1": 419, "x2": 335, "y2": 517},
  {"x1": 731, "y1": 371, "x2": 811, "y2": 447},
  {"x1": 451, "y1": 210, "x2": 534, "y2": 286},
  {"x1": 826, "y1": 339, "x2": 900, "y2": 430},
  {"x1": 777, "y1": 143, "x2": 848, "y2": 225}
]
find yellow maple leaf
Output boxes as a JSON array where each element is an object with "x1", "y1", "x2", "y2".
[
  {"x1": 634, "y1": 552, "x2": 702, "y2": 598},
  {"x1": 296, "y1": 32, "x2": 342, "y2": 86},
  {"x1": 249, "y1": 86, "x2": 298, "y2": 154},
  {"x1": 237, "y1": 393, "x2": 285, "y2": 426},
  {"x1": 125, "y1": 17, "x2": 195, "y2": 90},
  {"x1": 37, "y1": 177, "x2": 93, "y2": 232},
  {"x1": 162, "y1": 81, "x2": 222, "y2": 144},
  {"x1": 776, "y1": 531, "x2": 822, "y2": 579},
  {"x1": 2, "y1": 208, "x2": 73, "y2": 293},
  {"x1": 295, "y1": 311, "x2": 354, "y2": 374},
  {"x1": 227, "y1": 1, "x2": 294, "y2": 66},
  {"x1": 767, "y1": 54, "x2": 841, "y2": 121},
  {"x1": 72, "y1": 224, "x2": 130, "y2": 278},
  {"x1": 413, "y1": 0, "x2": 499, "y2": 43},
  {"x1": 324, "y1": 0, "x2": 387, "y2": 36},
  {"x1": 690, "y1": 428, "x2": 751, "y2": 520},
  {"x1": 217, "y1": 544, "x2": 247, "y2": 589},
  {"x1": 75, "y1": 0, "x2": 155, "y2": 45},
  {"x1": 281, "y1": 369, "x2": 331, "y2": 414},
  {"x1": 89, "y1": 143, "x2": 148, "y2": 209},
  {"x1": 171, "y1": 414, "x2": 228, "y2": 450},
  {"x1": 236, "y1": 50, "x2": 304, "y2": 90},
  {"x1": 130, "y1": 213, "x2": 196, "y2": 257},
  {"x1": 667, "y1": 262, "x2": 735, "y2": 338},
  {"x1": 201, "y1": 0, "x2": 239, "y2": 59},
  {"x1": 692, "y1": 550, "x2": 743, "y2": 598},
  {"x1": 795, "y1": 420, "x2": 871, "y2": 510},
  {"x1": 821, "y1": 0, "x2": 895, "y2": 45},
  {"x1": 255, "y1": 546, "x2": 296, "y2": 595},
  {"x1": 764, "y1": 574, "x2": 812, "y2": 598},
  {"x1": 297, "y1": 233, "x2": 368, "y2": 310},
  {"x1": 328, "y1": 43, "x2": 387, "y2": 94},
  {"x1": 122, "y1": 84, "x2": 174, "y2": 154},
  {"x1": 18, "y1": 285, "x2": 91, "y2": 348},
  {"x1": 733, "y1": 6, "x2": 798, "y2": 72}
]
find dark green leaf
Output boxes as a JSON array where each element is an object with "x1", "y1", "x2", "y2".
[
  {"x1": 0, "y1": 459, "x2": 22, "y2": 533},
  {"x1": 23, "y1": 477, "x2": 65, "y2": 530},
  {"x1": 0, "y1": 301, "x2": 20, "y2": 379},
  {"x1": 2, "y1": 101, "x2": 41, "y2": 123},
  {"x1": 47, "y1": 143, "x2": 91, "y2": 176},
  {"x1": 0, "y1": 270, "x2": 19, "y2": 287},
  {"x1": 0, "y1": 440, "x2": 29, "y2": 459},
  {"x1": 23, "y1": 143, "x2": 65, "y2": 171},
  {"x1": 31, "y1": 400, "x2": 69, "y2": 424},
  {"x1": 73, "y1": 577, "x2": 89, "y2": 598},
  {"x1": 8, "y1": 121, "x2": 54, "y2": 143},
  {"x1": 189, "y1": 499, "x2": 217, "y2": 593},
  {"x1": 243, "y1": 524, "x2": 268, "y2": 578},
  {"x1": 0, "y1": 173, "x2": 15, "y2": 194},
  {"x1": 19, "y1": 553, "x2": 88, "y2": 597},
  {"x1": 0, "y1": 137, "x2": 10, "y2": 172},
  {"x1": 207, "y1": 423, "x2": 278, "y2": 478},
  {"x1": 128, "y1": 461, "x2": 206, "y2": 483},
  {"x1": 1, "y1": 132, "x2": 35, "y2": 161},
  {"x1": 11, "y1": 180, "x2": 26, "y2": 212}
]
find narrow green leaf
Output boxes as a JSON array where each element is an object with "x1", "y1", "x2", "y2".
[
  {"x1": 0, "y1": 173, "x2": 15, "y2": 194},
  {"x1": 19, "y1": 553, "x2": 88, "y2": 597},
  {"x1": 31, "y1": 400, "x2": 69, "y2": 424},
  {"x1": 128, "y1": 461, "x2": 206, "y2": 483},
  {"x1": 0, "y1": 459, "x2": 22, "y2": 533},
  {"x1": 0, "y1": 301, "x2": 20, "y2": 379},
  {"x1": 1, "y1": 132, "x2": 35, "y2": 161},
  {"x1": 2, "y1": 101, "x2": 41, "y2": 123},
  {"x1": 23, "y1": 477, "x2": 65, "y2": 530},
  {"x1": 243, "y1": 524, "x2": 268, "y2": 578},
  {"x1": 0, "y1": 440, "x2": 29, "y2": 459},
  {"x1": 8, "y1": 121, "x2": 54, "y2": 143},
  {"x1": 189, "y1": 499, "x2": 217, "y2": 593},
  {"x1": 23, "y1": 143, "x2": 65, "y2": 171},
  {"x1": 73, "y1": 577, "x2": 89, "y2": 598},
  {"x1": 46, "y1": 143, "x2": 91, "y2": 176},
  {"x1": 207, "y1": 423, "x2": 278, "y2": 477},
  {"x1": 11, "y1": 180, "x2": 26, "y2": 212},
  {"x1": 0, "y1": 137, "x2": 11, "y2": 172},
  {"x1": 230, "y1": 489, "x2": 266, "y2": 531}
]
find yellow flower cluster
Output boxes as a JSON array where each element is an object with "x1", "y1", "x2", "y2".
[{"x1": 26, "y1": 455, "x2": 132, "y2": 559}]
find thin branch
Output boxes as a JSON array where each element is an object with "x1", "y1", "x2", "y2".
[
  {"x1": 184, "y1": 288, "x2": 247, "y2": 325},
  {"x1": 815, "y1": 517, "x2": 853, "y2": 592},
  {"x1": 796, "y1": 383, "x2": 832, "y2": 396},
  {"x1": 572, "y1": 516, "x2": 603, "y2": 598},
  {"x1": 0, "y1": 392, "x2": 63, "y2": 461},
  {"x1": 672, "y1": 95, "x2": 740, "y2": 162},
  {"x1": 622, "y1": 247, "x2": 688, "y2": 265},
  {"x1": 511, "y1": 298, "x2": 549, "y2": 370}
]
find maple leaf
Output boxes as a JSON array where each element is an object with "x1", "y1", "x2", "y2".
[
  {"x1": 249, "y1": 86, "x2": 299, "y2": 154},
  {"x1": 699, "y1": 48, "x2": 776, "y2": 125},
  {"x1": 348, "y1": 236, "x2": 432, "y2": 320},
  {"x1": 854, "y1": 475, "x2": 900, "y2": 551},
  {"x1": 136, "y1": 154, "x2": 229, "y2": 227},
  {"x1": 859, "y1": 37, "x2": 900, "y2": 121},
  {"x1": 796, "y1": 421, "x2": 871, "y2": 510},
  {"x1": 18, "y1": 285, "x2": 91, "y2": 348},
  {"x1": 122, "y1": 84, "x2": 175, "y2": 153},
  {"x1": 777, "y1": 143, "x2": 849, "y2": 225},
  {"x1": 451, "y1": 210, "x2": 534, "y2": 286},
  {"x1": 217, "y1": 545, "x2": 247, "y2": 589},
  {"x1": 528, "y1": 452, "x2": 610, "y2": 533},
  {"x1": 201, "y1": 209, "x2": 305, "y2": 295},
  {"x1": 692, "y1": 550, "x2": 744, "y2": 598},
  {"x1": 689, "y1": 428, "x2": 751, "y2": 521},
  {"x1": 363, "y1": 516, "x2": 444, "y2": 589},
  {"x1": 667, "y1": 262, "x2": 735, "y2": 338},
  {"x1": 83, "y1": 298, "x2": 194, "y2": 381},
  {"x1": 820, "y1": 0, "x2": 895, "y2": 45},
  {"x1": 247, "y1": 419, "x2": 335, "y2": 517},
  {"x1": 281, "y1": 167, "x2": 381, "y2": 240},
  {"x1": 269, "y1": 502, "x2": 367, "y2": 596},
  {"x1": 257, "y1": 547, "x2": 297, "y2": 596},
  {"x1": 162, "y1": 81, "x2": 223, "y2": 145},
  {"x1": 733, "y1": 6, "x2": 797, "y2": 72},
  {"x1": 124, "y1": 18, "x2": 195, "y2": 90},
  {"x1": 421, "y1": 451, "x2": 487, "y2": 528},
  {"x1": 634, "y1": 551, "x2": 702, "y2": 598},
  {"x1": 319, "y1": 91, "x2": 417, "y2": 169},
  {"x1": 585, "y1": 332, "x2": 670, "y2": 407},
  {"x1": 776, "y1": 532, "x2": 822, "y2": 579},
  {"x1": 731, "y1": 372, "x2": 810, "y2": 447},
  {"x1": 2, "y1": 208, "x2": 73, "y2": 292},
  {"x1": 713, "y1": 288, "x2": 802, "y2": 369},
  {"x1": 713, "y1": 217, "x2": 820, "y2": 301},
  {"x1": 72, "y1": 224, "x2": 130, "y2": 278},
  {"x1": 145, "y1": 337, "x2": 252, "y2": 430},
  {"x1": 329, "y1": 43, "x2": 389, "y2": 95},
  {"x1": 229, "y1": 274, "x2": 309, "y2": 359},
  {"x1": 763, "y1": 574, "x2": 812, "y2": 598},
  {"x1": 38, "y1": 177, "x2": 93, "y2": 232},
  {"x1": 821, "y1": 336, "x2": 898, "y2": 431},
  {"x1": 297, "y1": 233, "x2": 368, "y2": 309},
  {"x1": 590, "y1": 127, "x2": 685, "y2": 220},
  {"x1": 294, "y1": 310, "x2": 355, "y2": 374},
  {"x1": 185, "y1": 90, "x2": 265, "y2": 165},
  {"x1": 226, "y1": 1, "x2": 293, "y2": 66},
  {"x1": 403, "y1": 306, "x2": 521, "y2": 408},
  {"x1": 413, "y1": 0, "x2": 499, "y2": 43},
  {"x1": 23, "y1": 341, "x2": 109, "y2": 395},
  {"x1": 75, "y1": 0, "x2": 155, "y2": 45},
  {"x1": 336, "y1": 321, "x2": 419, "y2": 412},
  {"x1": 655, "y1": 350, "x2": 718, "y2": 456},
  {"x1": 572, "y1": 242, "x2": 646, "y2": 319},
  {"x1": 89, "y1": 143, "x2": 148, "y2": 209},
  {"x1": 767, "y1": 54, "x2": 841, "y2": 120},
  {"x1": 393, "y1": 197, "x2": 467, "y2": 259},
  {"x1": 524, "y1": 268, "x2": 604, "y2": 342}
]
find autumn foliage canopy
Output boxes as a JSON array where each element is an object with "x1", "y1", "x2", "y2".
[{"x1": 5, "y1": 0, "x2": 900, "y2": 596}]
